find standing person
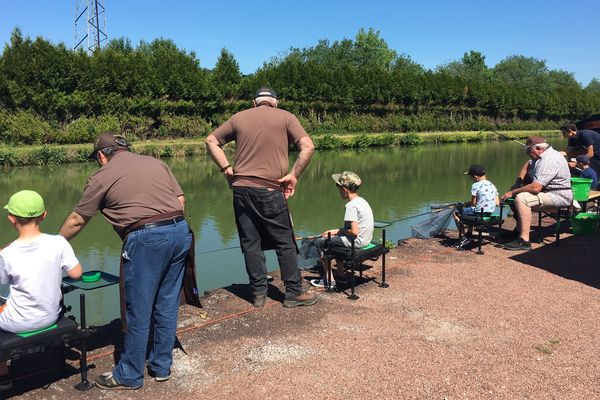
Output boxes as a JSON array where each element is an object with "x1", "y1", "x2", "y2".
[
  {"x1": 59, "y1": 132, "x2": 194, "y2": 390},
  {"x1": 0, "y1": 190, "x2": 83, "y2": 391},
  {"x1": 500, "y1": 137, "x2": 572, "y2": 251},
  {"x1": 205, "y1": 87, "x2": 318, "y2": 308},
  {"x1": 560, "y1": 123, "x2": 600, "y2": 175}
]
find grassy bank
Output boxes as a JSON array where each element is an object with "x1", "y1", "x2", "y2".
[{"x1": 0, "y1": 130, "x2": 559, "y2": 167}]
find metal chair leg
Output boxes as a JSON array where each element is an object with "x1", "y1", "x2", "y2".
[{"x1": 380, "y1": 230, "x2": 389, "y2": 288}]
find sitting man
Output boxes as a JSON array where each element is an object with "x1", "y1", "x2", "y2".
[
  {"x1": 560, "y1": 123, "x2": 600, "y2": 176},
  {"x1": 501, "y1": 137, "x2": 572, "y2": 251},
  {"x1": 310, "y1": 171, "x2": 374, "y2": 289},
  {"x1": 505, "y1": 148, "x2": 538, "y2": 237}
]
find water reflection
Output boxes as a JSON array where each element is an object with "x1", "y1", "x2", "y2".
[{"x1": 0, "y1": 138, "x2": 562, "y2": 324}]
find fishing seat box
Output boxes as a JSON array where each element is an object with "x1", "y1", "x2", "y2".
[
  {"x1": 456, "y1": 206, "x2": 505, "y2": 255},
  {"x1": 322, "y1": 229, "x2": 389, "y2": 300},
  {"x1": 0, "y1": 316, "x2": 80, "y2": 363}
]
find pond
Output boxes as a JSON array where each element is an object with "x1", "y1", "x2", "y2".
[{"x1": 0, "y1": 137, "x2": 564, "y2": 325}]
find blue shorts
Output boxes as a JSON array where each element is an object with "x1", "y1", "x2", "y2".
[{"x1": 460, "y1": 206, "x2": 478, "y2": 215}]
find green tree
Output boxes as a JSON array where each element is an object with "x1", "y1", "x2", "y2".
[{"x1": 212, "y1": 48, "x2": 241, "y2": 100}]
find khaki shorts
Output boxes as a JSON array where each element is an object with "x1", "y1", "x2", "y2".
[{"x1": 515, "y1": 192, "x2": 554, "y2": 210}]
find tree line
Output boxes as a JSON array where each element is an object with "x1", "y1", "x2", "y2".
[{"x1": 0, "y1": 27, "x2": 598, "y2": 146}]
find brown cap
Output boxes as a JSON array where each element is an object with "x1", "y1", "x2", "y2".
[
  {"x1": 525, "y1": 136, "x2": 546, "y2": 149},
  {"x1": 88, "y1": 132, "x2": 130, "y2": 159}
]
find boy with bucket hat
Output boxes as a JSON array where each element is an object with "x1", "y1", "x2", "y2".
[
  {"x1": 0, "y1": 190, "x2": 83, "y2": 390},
  {"x1": 310, "y1": 171, "x2": 374, "y2": 289}
]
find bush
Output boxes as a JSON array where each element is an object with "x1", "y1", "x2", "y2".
[
  {"x1": 28, "y1": 146, "x2": 67, "y2": 165},
  {"x1": 1, "y1": 111, "x2": 55, "y2": 145},
  {"x1": 399, "y1": 132, "x2": 424, "y2": 146},
  {"x1": 58, "y1": 115, "x2": 122, "y2": 144},
  {"x1": 159, "y1": 114, "x2": 212, "y2": 138},
  {"x1": 313, "y1": 134, "x2": 344, "y2": 150}
]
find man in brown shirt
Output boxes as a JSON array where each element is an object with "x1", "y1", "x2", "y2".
[
  {"x1": 59, "y1": 132, "x2": 192, "y2": 390},
  {"x1": 205, "y1": 87, "x2": 317, "y2": 308}
]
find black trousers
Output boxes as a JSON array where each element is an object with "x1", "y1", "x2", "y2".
[{"x1": 233, "y1": 187, "x2": 302, "y2": 299}]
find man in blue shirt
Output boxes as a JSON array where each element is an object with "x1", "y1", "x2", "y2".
[{"x1": 560, "y1": 123, "x2": 600, "y2": 176}]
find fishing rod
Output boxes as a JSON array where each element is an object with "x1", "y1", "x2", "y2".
[
  {"x1": 491, "y1": 130, "x2": 527, "y2": 146},
  {"x1": 374, "y1": 202, "x2": 461, "y2": 227},
  {"x1": 198, "y1": 203, "x2": 463, "y2": 252}
]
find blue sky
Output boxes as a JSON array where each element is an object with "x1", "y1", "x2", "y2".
[{"x1": 1, "y1": 0, "x2": 598, "y2": 85}]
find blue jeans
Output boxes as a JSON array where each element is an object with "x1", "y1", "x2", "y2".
[
  {"x1": 112, "y1": 219, "x2": 191, "y2": 387},
  {"x1": 233, "y1": 187, "x2": 302, "y2": 299}
]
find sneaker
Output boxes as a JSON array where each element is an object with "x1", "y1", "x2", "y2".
[
  {"x1": 253, "y1": 294, "x2": 267, "y2": 308},
  {"x1": 283, "y1": 292, "x2": 318, "y2": 308},
  {"x1": 0, "y1": 378, "x2": 12, "y2": 392},
  {"x1": 148, "y1": 369, "x2": 171, "y2": 382},
  {"x1": 309, "y1": 278, "x2": 336, "y2": 289},
  {"x1": 455, "y1": 237, "x2": 474, "y2": 249},
  {"x1": 503, "y1": 237, "x2": 532, "y2": 251},
  {"x1": 95, "y1": 372, "x2": 142, "y2": 390},
  {"x1": 501, "y1": 229, "x2": 520, "y2": 240}
]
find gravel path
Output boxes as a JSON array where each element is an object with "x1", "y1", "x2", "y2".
[{"x1": 10, "y1": 227, "x2": 600, "y2": 399}]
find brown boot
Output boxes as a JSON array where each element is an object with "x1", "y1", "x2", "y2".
[{"x1": 283, "y1": 292, "x2": 318, "y2": 308}]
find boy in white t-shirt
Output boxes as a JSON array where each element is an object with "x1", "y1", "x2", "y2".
[
  {"x1": 0, "y1": 190, "x2": 82, "y2": 390},
  {"x1": 310, "y1": 171, "x2": 374, "y2": 289}
]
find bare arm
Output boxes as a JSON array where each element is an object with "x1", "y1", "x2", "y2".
[
  {"x1": 501, "y1": 181, "x2": 544, "y2": 200},
  {"x1": 205, "y1": 134, "x2": 233, "y2": 186},
  {"x1": 58, "y1": 211, "x2": 91, "y2": 241},
  {"x1": 278, "y1": 136, "x2": 315, "y2": 199},
  {"x1": 291, "y1": 136, "x2": 315, "y2": 178},
  {"x1": 585, "y1": 145, "x2": 594, "y2": 158},
  {"x1": 321, "y1": 221, "x2": 359, "y2": 238},
  {"x1": 67, "y1": 263, "x2": 83, "y2": 279},
  {"x1": 178, "y1": 195, "x2": 185, "y2": 211},
  {"x1": 205, "y1": 134, "x2": 231, "y2": 171}
]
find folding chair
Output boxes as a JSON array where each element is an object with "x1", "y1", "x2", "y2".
[
  {"x1": 456, "y1": 205, "x2": 505, "y2": 255},
  {"x1": 535, "y1": 206, "x2": 571, "y2": 246},
  {"x1": 322, "y1": 230, "x2": 389, "y2": 300}
]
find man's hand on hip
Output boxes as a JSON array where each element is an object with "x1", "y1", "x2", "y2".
[{"x1": 278, "y1": 173, "x2": 297, "y2": 199}]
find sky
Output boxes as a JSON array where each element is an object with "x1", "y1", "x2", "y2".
[{"x1": 1, "y1": 0, "x2": 598, "y2": 85}]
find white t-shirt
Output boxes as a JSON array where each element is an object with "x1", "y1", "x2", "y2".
[
  {"x1": 0, "y1": 234, "x2": 79, "y2": 333},
  {"x1": 341, "y1": 196, "x2": 374, "y2": 248}
]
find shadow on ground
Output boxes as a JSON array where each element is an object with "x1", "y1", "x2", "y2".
[{"x1": 510, "y1": 232, "x2": 600, "y2": 289}]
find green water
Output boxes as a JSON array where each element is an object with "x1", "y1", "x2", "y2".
[{"x1": 0, "y1": 138, "x2": 563, "y2": 325}]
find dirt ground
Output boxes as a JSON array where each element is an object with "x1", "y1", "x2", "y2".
[{"x1": 5, "y1": 222, "x2": 600, "y2": 400}]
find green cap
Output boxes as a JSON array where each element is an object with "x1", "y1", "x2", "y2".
[
  {"x1": 4, "y1": 190, "x2": 46, "y2": 218},
  {"x1": 331, "y1": 171, "x2": 362, "y2": 191}
]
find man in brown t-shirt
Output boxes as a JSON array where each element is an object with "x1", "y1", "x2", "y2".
[
  {"x1": 205, "y1": 87, "x2": 317, "y2": 308},
  {"x1": 58, "y1": 132, "x2": 192, "y2": 390}
]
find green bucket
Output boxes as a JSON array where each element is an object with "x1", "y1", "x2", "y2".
[
  {"x1": 571, "y1": 177, "x2": 593, "y2": 201},
  {"x1": 571, "y1": 212, "x2": 600, "y2": 236}
]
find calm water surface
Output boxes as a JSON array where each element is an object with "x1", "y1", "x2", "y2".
[{"x1": 0, "y1": 138, "x2": 562, "y2": 324}]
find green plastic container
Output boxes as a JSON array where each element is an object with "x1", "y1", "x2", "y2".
[
  {"x1": 571, "y1": 177, "x2": 593, "y2": 201},
  {"x1": 571, "y1": 212, "x2": 600, "y2": 236}
]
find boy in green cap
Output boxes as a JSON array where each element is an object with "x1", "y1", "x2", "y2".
[{"x1": 0, "y1": 190, "x2": 82, "y2": 390}]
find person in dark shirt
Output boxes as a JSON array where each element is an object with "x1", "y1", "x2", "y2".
[
  {"x1": 575, "y1": 155, "x2": 598, "y2": 190},
  {"x1": 560, "y1": 123, "x2": 600, "y2": 176}
]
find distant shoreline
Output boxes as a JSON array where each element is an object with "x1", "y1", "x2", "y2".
[{"x1": 0, "y1": 130, "x2": 560, "y2": 167}]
